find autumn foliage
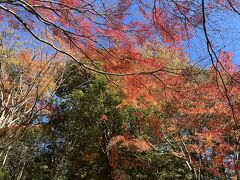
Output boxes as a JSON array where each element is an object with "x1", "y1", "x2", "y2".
[{"x1": 0, "y1": 0, "x2": 240, "y2": 179}]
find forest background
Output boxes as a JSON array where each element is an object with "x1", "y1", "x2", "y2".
[{"x1": 0, "y1": 0, "x2": 240, "y2": 179}]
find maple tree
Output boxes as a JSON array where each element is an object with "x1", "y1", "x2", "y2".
[
  {"x1": 0, "y1": 0, "x2": 240, "y2": 179},
  {"x1": 117, "y1": 51, "x2": 240, "y2": 179}
]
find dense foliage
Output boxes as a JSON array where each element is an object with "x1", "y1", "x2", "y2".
[
  {"x1": 0, "y1": 62, "x2": 193, "y2": 179},
  {"x1": 0, "y1": 0, "x2": 240, "y2": 179}
]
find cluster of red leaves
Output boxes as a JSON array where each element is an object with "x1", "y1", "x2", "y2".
[{"x1": 107, "y1": 135, "x2": 153, "y2": 178}]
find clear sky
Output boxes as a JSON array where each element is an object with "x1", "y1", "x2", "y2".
[{"x1": 184, "y1": 10, "x2": 240, "y2": 66}]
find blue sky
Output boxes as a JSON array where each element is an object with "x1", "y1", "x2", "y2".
[{"x1": 184, "y1": 10, "x2": 240, "y2": 66}]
